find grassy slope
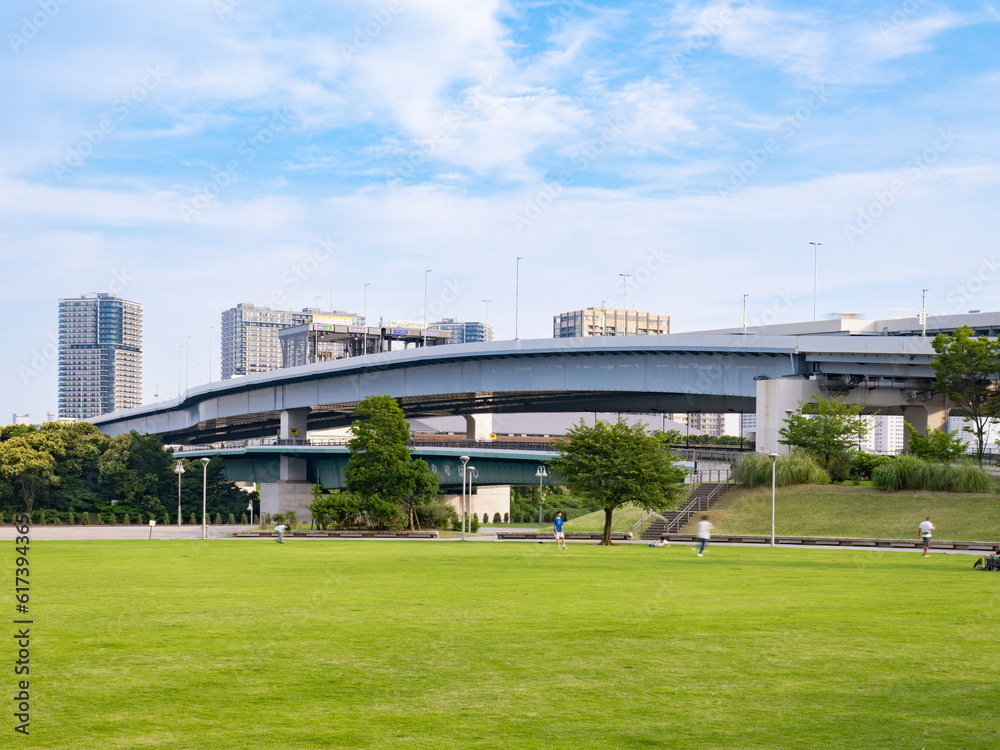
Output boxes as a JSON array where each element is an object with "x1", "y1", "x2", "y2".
[
  {"x1": 562, "y1": 504, "x2": 648, "y2": 532},
  {"x1": 683, "y1": 484, "x2": 1000, "y2": 540},
  {"x1": 17, "y1": 540, "x2": 1000, "y2": 749}
]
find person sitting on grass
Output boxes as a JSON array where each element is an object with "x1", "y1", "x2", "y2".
[{"x1": 649, "y1": 536, "x2": 670, "y2": 548}]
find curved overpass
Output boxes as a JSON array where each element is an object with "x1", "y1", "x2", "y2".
[{"x1": 92, "y1": 333, "x2": 937, "y2": 445}]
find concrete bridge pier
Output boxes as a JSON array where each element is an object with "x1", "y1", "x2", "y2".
[
  {"x1": 260, "y1": 408, "x2": 315, "y2": 524},
  {"x1": 464, "y1": 413, "x2": 493, "y2": 441}
]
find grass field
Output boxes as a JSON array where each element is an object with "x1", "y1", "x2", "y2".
[
  {"x1": 10, "y1": 539, "x2": 1000, "y2": 748},
  {"x1": 691, "y1": 485, "x2": 1000, "y2": 540}
]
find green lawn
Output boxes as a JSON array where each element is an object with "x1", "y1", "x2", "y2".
[
  {"x1": 690, "y1": 484, "x2": 1000, "y2": 540},
  {"x1": 13, "y1": 540, "x2": 1000, "y2": 748}
]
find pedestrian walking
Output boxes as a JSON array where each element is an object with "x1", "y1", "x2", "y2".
[
  {"x1": 695, "y1": 516, "x2": 714, "y2": 557},
  {"x1": 918, "y1": 517, "x2": 935, "y2": 557},
  {"x1": 553, "y1": 511, "x2": 567, "y2": 550},
  {"x1": 274, "y1": 523, "x2": 290, "y2": 544}
]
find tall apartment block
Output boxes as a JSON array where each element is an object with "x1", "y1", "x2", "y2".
[
  {"x1": 58, "y1": 293, "x2": 142, "y2": 419},
  {"x1": 221, "y1": 303, "x2": 360, "y2": 379},
  {"x1": 553, "y1": 306, "x2": 669, "y2": 338},
  {"x1": 435, "y1": 318, "x2": 494, "y2": 345}
]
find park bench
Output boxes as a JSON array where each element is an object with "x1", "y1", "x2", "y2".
[
  {"x1": 232, "y1": 529, "x2": 439, "y2": 539},
  {"x1": 496, "y1": 531, "x2": 633, "y2": 541}
]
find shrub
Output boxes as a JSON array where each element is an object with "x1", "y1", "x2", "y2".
[
  {"x1": 265, "y1": 513, "x2": 272, "y2": 525},
  {"x1": 214, "y1": 513, "x2": 222, "y2": 525},
  {"x1": 852, "y1": 452, "x2": 891, "y2": 481},
  {"x1": 415, "y1": 500, "x2": 458, "y2": 530},
  {"x1": 95, "y1": 513, "x2": 103, "y2": 525},
  {"x1": 161, "y1": 513, "x2": 170, "y2": 526},
  {"x1": 493, "y1": 512, "x2": 502, "y2": 524},
  {"x1": 272, "y1": 513, "x2": 286, "y2": 525},
  {"x1": 470, "y1": 514, "x2": 480, "y2": 533},
  {"x1": 240, "y1": 513, "x2": 248, "y2": 525},
  {"x1": 81, "y1": 512, "x2": 90, "y2": 526},
  {"x1": 228, "y1": 514, "x2": 236, "y2": 525},
  {"x1": 733, "y1": 451, "x2": 829, "y2": 487},
  {"x1": 123, "y1": 513, "x2": 131, "y2": 526},
  {"x1": 38, "y1": 511, "x2": 46, "y2": 525},
  {"x1": 67, "y1": 511, "x2": 75, "y2": 526},
  {"x1": 872, "y1": 456, "x2": 992, "y2": 493},
  {"x1": 188, "y1": 513, "x2": 197, "y2": 525},
  {"x1": 503, "y1": 512, "x2": 509, "y2": 523}
]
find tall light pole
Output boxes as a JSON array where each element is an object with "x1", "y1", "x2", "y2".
[
  {"x1": 769, "y1": 452, "x2": 779, "y2": 547},
  {"x1": 247, "y1": 497, "x2": 253, "y2": 526},
  {"x1": 809, "y1": 242, "x2": 822, "y2": 321},
  {"x1": 460, "y1": 455, "x2": 470, "y2": 541},
  {"x1": 200, "y1": 457, "x2": 210, "y2": 540},
  {"x1": 423, "y1": 269, "x2": 431, "y2": 347},
  {"x1": 466, "y1": 466, "x2": 478, "y2": 533},
  {"x1": 536, "y1": 465, "x2": 547, "y2": 523},
  {"x1": 619, "y1": 273, "x2": 630, "y2": 335},
  {"x1": 363, "y1": 282, "x2": 371, "y2": 355},
  {"x1": 515, "y1": 257, "x2": 523, "y2": 339},
  {"x1": 742, "y1": 294, "x2": 748, "y2": 335},
  {"x1": 178, "y1": 344, "x2": 183, "y2": 396},
  {"x1": 185, "y1": 335, "x2": 192, "y2": 391},
  {"x1": 482, "y1": 299, "x2": 491, "y2": 326},
  {"x1": 921, "y1": 288, "x2": 929, "y2": 336},
  {"x1": 174, "y1": 460, "x2": 185, "y2": 527}
]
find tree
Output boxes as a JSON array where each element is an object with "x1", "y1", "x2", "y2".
[
  {"x1": 345, "y1": 395, "x2": 440, "y2": 529},
  {"x1": 550, "y1": 419, "x2": 686, "y2": 545},
  {"x1": 0, "y1": 434, "x2": 61, "y2": 512},
  {"x1": 778, "y1": 396, "x2": 867, "y2": 469},
  {"x1": 904, "y1": 424, "x2": 968, "y2": 463},
  {"x1": 931, "y1": 325, "x2": 1000, "y2": 463}
]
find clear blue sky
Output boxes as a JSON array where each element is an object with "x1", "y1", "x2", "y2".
[{"x1": 2, "y1": 0, "x2": 998, "y2": 421}]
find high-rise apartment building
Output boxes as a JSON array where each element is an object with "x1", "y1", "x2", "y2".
[
  {"x1": 221, "y1": 304, "x2": 360, "y2": 379},
  {"x1": 435, "y1": 318, "x2": 494, "y2": 345},
  {"x1": 553, "y1": 307, "x2": 669, "y2": 338},
  {"x1": 58, "y1": 293, "x2": 142, "y2": 419}
]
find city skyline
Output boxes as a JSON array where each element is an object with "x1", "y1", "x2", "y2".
[{"x1": 3, "y1": 1, "x2": 999, "y2": 422}]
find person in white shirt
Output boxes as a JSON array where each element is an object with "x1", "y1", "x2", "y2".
[
  {"x1": 695, "y1": 516, "x2": 714, "y2": 557},
  {"x1": 918, "y1": 517, "x2": 935, "y2": 557}
]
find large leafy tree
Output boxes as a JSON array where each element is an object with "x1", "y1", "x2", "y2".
[
  {"x1": 98, "y1": 431, "x2": 175, "y2": 517},
  {"x1": 904, "y1": 424, "x2": 968, "y2": 463},
  {"x1": 0, "y1": 431, "x2": 64, "y2": 512},
  {"x1": 345, "y1": 395, "x2": 440, "y2": 529},
  {"x1": 931, "y1": 325, "x2": 1000, "y2": 463},
  {"x1": 778, "y1": 396, "x2": 867, "y2": 468},
  {"x1": 551, "y1": 419, "x2": 686, "y2": 545}
]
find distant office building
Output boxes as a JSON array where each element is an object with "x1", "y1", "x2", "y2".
[
  {"x1": 58, "y1": 293, "x2": 142, "y2": 419},
  {"x1": 12, "y1": 414, "x2": 30, "y2": 425},
  {"x1": 671, "y1": 412, "x2": 726, "y2": 437},
  {"x1": 859, "y1": 415, "x2": 905, "y2": 455},
  {"x1": 221, "y1": 304, "x2": 361, "y2": 379},
  {"x1": 435, "y1": 318, "x2": 493, "y2": 345},
  {"x1": 553, "y1": 306, "x2": 669, "y2": 338},
  {"x1": 947, "y1": 415, "x2": 998, "y2": 455}
]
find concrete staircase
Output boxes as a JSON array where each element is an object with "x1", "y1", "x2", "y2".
[{"x1": 641, "y1": 481, "x2": 732, "y2": 540}]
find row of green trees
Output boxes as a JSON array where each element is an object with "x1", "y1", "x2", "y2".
[{"x1": 0, "y1": 421, "x2": 255, "y2": 521}]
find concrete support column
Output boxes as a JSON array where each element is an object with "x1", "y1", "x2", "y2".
[
  {"x1": 755, "y1": 378, "x2": 823, "y2": 455},
  {"x1": 280, "y1": 408, "x2": 310, "y2": 441},
  {"x1": 464, "y1": 413, "x2": 494, "y2": 441},
  {"x1": 901, "y1": 394, "x2": 950, "y2": 451}
]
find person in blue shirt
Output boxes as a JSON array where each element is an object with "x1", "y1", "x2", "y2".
[{"x1": 553, "y1": 511, "x2": 567, "y2": 550}]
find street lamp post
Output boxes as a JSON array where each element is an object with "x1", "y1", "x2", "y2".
[
  {"x1": 423, "y1": 270, "x2": 431, "y2": 347},
  {"x1": 921, "y1": 288, "x2": 928, "y2": 336},
  {"x1": 460, "y1": 455, "x2": 470, "y2": 541},
  {"x1": 173, "y1": 460, "x2": 185, "y2": 527},
  {"x1": 482, "y1": 299, "x2": 491, "y2": 327},
  {"x1": 200, "y1": 457, "x2": 210, "y2": 540},
  {"x1": 466, "y1": 466, "x2": 478, "y2": 533},
  {"x1": 247, "y1": 498, "x2": 253, "y2": 526},
  {"x1": 515, "y1": 257, "x2": 523, "y2": 339},
  {"x1": 363, "y1": 282, "x2": 371, "y2": 355},
  {"x1": 769, "y1": 452, "x2": 779, "y2": 547},
  {"x1": 535, "y1": 465, "x2": 547, "y2": 523},
  {"x1": 185, "y1": 335, "x2": 191, "y2": 391},
  {"x1": 809, "y1": 242, "x2": 822, "y2": 321},
  {"x1": 742, "y1": 294, "x2": 748, "y2": 334}
]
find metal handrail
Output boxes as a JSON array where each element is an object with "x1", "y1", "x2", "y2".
[{"x1": 662, "y1": 476, "x2": 733, "y2": 534}]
